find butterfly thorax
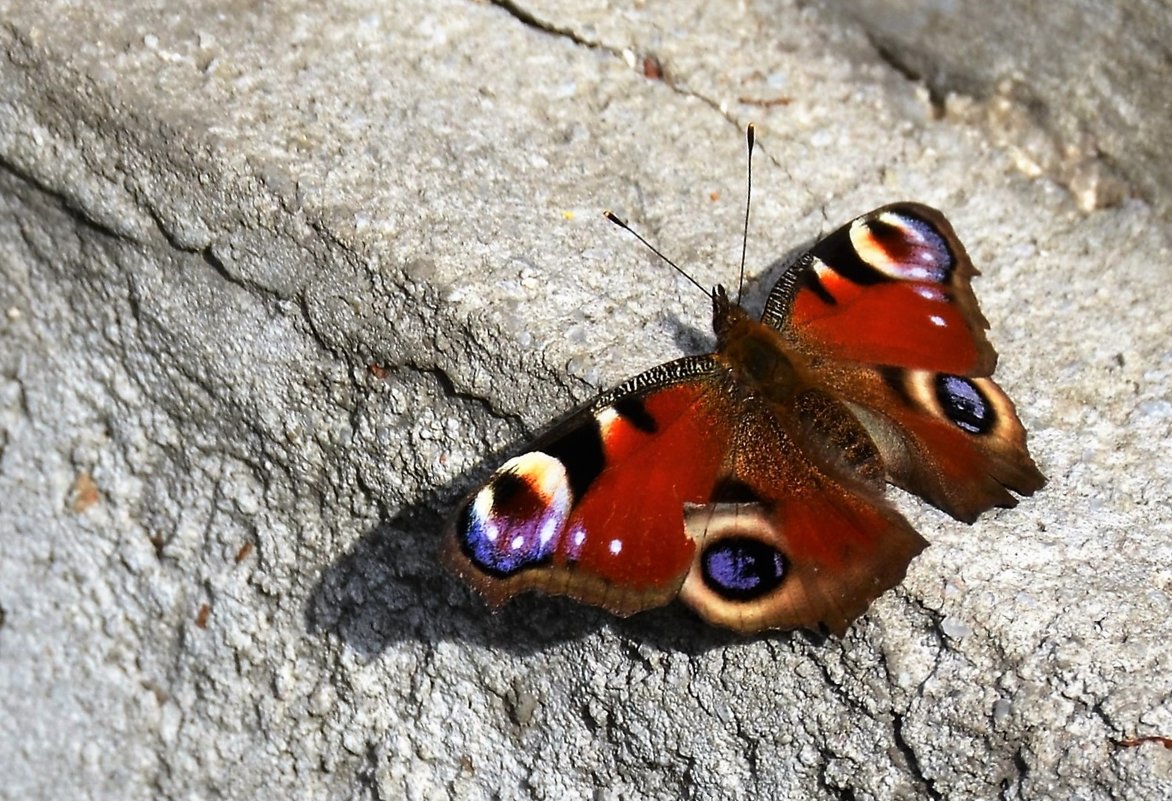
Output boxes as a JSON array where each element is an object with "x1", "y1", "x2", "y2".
[{"x1": 712, "y1": 285, "x2": 802, "y2": 403}]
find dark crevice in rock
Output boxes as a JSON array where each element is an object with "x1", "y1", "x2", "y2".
[
  {"x1": 489, "y1": 0, "x2": 601, "y2": 49},
  {"x1": 1007, "y1": 746, "x2": 1029, "y2": 798},
  {"x1": 407, "y1": 361, "x2": 524, "y2": 431},
  {"x1": 863, "y1": 33, "x2": 945, "y2": 115},
  {"x1": 892, "y1": 711, "x2": 942, "y2": 801},
  {"x1": 0, "y1": 157, "x2": 136, "y2": 244},
  {"x1": 487, "y1": 0, "x2": 737, "y2": 130}
]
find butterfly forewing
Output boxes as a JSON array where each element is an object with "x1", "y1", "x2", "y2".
[
  {"x1": 443, "y1": 356, "x2": 733, "y2": 617},
  {"x1": 766, "y1": 203, "x2": 996, "y2": 376}
]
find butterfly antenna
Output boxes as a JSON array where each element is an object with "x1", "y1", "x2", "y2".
[
  {"x1": 603, "y1": 210, "x2": 710, "y2": 297},
  {"x1": 737, "y1": 123, "x2": 755, "y2": 305}
]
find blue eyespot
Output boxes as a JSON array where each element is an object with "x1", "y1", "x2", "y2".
[
  {"x1": 456, "y1": 459, "x2": 571, "y2": 578},
  {"x1": 457, "y1": 498, "x2": 557, "y2": 578},
  {"x1": 701, "y1": 537, "x2": 787, "y2": 601},
  {"x1": 935, "y1": 374, "x2": 994, "y2": 434}
]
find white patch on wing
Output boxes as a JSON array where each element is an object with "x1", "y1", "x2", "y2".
[
  {"x1": 595, "y1": 407, "x2": 620, "y2": 439},
  {"x1": 479, "y1": 452, "x2": 573, "y2": 551},
  {"x1": 539, "y1": 516, "x2": 558, "y2": 546},
  {"x1": 565, "y1": 525, "x2": 588, "y2": 561},
  {"x1": 472, "y1": 488, "x2": 499, "y2": 536}
]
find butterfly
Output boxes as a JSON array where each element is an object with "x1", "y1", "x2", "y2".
[{"x1": 443, "y1": 190, "x2": 1044, "y2": 635}]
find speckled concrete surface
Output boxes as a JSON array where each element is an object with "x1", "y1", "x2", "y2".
[{"x1": 1, "y1": 1, "x2": 1169, "y2": 798}]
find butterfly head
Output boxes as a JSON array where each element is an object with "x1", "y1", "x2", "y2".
[{"x1": 711, "y1": 284, "x2": 751, "y2": 342}]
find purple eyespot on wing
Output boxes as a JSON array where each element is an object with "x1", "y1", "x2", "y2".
[
  {"x1": 701, "y1": 537, "x2": 788, "y2": 601},
  {"x1": 935, "y1": 374, "x2": 994, "y2": 434},
  {"x1": 850, "y1": 210, "x2": 955, "y2": 283},
  {"x1": 456, "y1": 453, "x2": 571, "y2": 577}
]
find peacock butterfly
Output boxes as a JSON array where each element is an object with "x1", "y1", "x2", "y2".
[{"x1": 443, "y1": 132, "x2": 1044, "y2": 636}]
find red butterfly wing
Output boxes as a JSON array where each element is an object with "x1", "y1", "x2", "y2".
[
  {"x1": 445, "y1": 339, "x2": 928, "y2": 635},
  {"x1": 443, "y1": 356, "x2": 732, "y2": 617},
  {"x1": 764, "y1": 203, "x2": 1044, "y2": 521},
  {"x1": 676, "y1": 391, "x2": 927, "y2": 636},
  {"x1": 836, "y1": 368, "x2": 1045, "y2": 522},
  {"x1": 764, "y1": 203, "x2": 996, "y2": 376}
]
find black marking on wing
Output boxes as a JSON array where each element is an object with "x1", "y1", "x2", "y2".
[
  {"x1": 879, "y1": 367, "x2": 915, "y2": 404},
  {"x1": 809, "y1": 224, "x2": 887, "y2": 286},
  {"x1": 595, "y1": 355, "x2": 721, "y2": 408},
  {"x1": 614, "y1": 396, "x2": 658, "y2": 434},
  {"x1": 760, "y1": 253, "x2": 810, "y2": 330},
  {"x1": 543, "y1": 419, "x2": 605, "y2": 501},
  {"x1": 710, "y1": 476, "x2": 768, "y2": 505},
  {"x1": 935, "y1": 374, "x2": 995, "y2": 435},
  {"x1": 490, "y1": 471, "x2": 528, "y2": 511},
  {"x1": 804, "y1": 271, "x2": 836, "y2": 305}
]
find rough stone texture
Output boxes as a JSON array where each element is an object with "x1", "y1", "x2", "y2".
[
  {"x1": 1, "y1": 1, "x2": 1169, "y2": 799},
  {"x1": 826, "y1": 0, "x2": 1172, "y2": 221}
]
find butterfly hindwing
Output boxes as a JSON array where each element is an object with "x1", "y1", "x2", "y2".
[
  {"x1": 836, "y1": 367, "x2": 1045, "y2": 522},
  {"x1": 676, "y1": 390, "x2": 928, "y2": 635}
]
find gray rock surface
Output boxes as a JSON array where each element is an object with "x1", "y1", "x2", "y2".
[
  {"x1": 827, "y1": 0, "x2": 1172, "y2": 221},
  {"x1": 1, "y1": 1, "x2": 1169, "y2": 798}
]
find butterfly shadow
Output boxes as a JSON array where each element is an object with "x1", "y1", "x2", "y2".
[
  {"x1": 303, "y1": 492, "x2": 825, "y2": 659},
  {"x1": 303, "y1": 494, "x2": 595, "y2": 658}
]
